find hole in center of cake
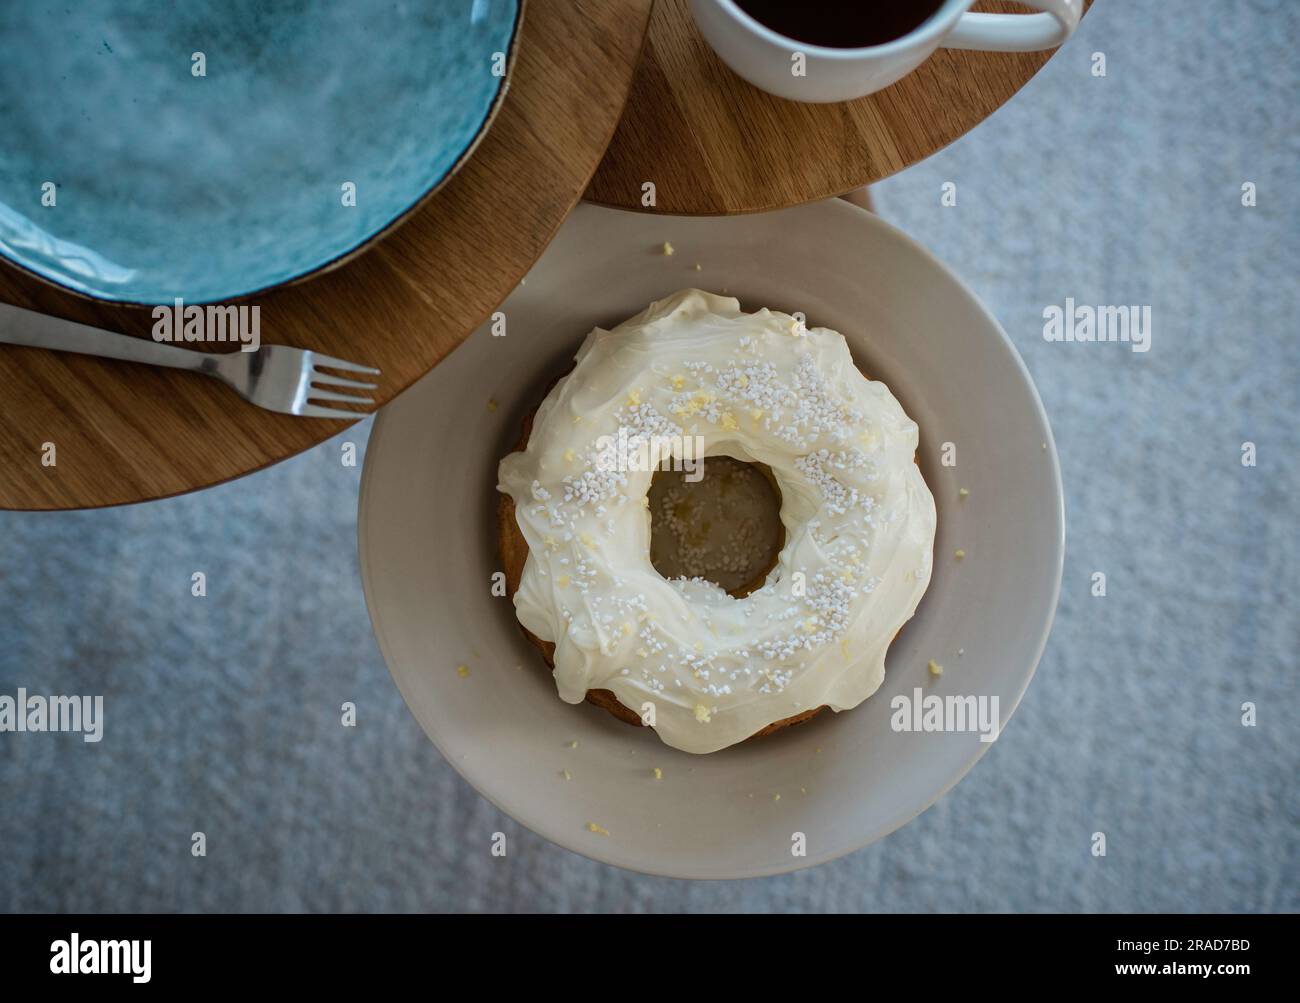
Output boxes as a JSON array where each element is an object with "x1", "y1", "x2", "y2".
[{"x1": 647, "y1": 455, "x2": 785, "y2": 597}]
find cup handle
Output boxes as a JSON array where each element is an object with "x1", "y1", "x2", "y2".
[{"x1": 943, "y1": 0, "x2": 1082, "y2": 52}]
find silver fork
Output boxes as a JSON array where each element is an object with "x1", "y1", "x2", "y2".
[{"x1": 0, "y1": 300, "x2": 378, "y2": 419}]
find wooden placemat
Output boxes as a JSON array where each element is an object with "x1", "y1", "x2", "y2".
[
  {"x1": 586, "y1": 0, "x2": 1091, "y2": 214},
  {"x1": 0, "y1": 0, "x2": 653, "y2": 511}
]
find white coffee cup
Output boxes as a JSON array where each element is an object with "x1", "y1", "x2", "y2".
[{"x1": 690, "y1": 0, "x2": 1083, "y2": 103}]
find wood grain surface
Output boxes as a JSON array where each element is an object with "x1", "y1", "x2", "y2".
[
  {"x1": 586, "y1": 0, "x2": 1092, "y2": 214},
  {"x1": 0, "y1": 0, "x2": 653, "y2": 511}
]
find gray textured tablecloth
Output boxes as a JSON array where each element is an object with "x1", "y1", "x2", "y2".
[{"x1": 1, "y1": 0, "x2": 1296, "y2": 912}]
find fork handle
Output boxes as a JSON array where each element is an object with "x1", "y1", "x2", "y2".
[{"x1": 0, "y1": 301, "x2": 223, "y2": 375}]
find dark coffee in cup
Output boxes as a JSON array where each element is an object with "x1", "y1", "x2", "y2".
[{"x1": 734, "y1": 0, "x2": 946, "y2": 48}]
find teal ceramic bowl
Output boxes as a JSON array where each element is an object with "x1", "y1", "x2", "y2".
[{"x1": 0, "y1": 0, "x2": 522, "y2": 304}]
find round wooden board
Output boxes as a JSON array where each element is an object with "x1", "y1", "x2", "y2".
[
  {"x1": 586, "y1": 0, "x2": 1092, "y2": 214},
  {"x1": 0, "y1": 0, "x2": 653, "y2": 511}
]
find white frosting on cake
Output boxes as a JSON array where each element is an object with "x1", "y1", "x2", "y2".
[{"x1": 498, "y1": 290, "x2": 936, "y2": 754}]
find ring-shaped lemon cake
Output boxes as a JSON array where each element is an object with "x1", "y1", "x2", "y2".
[{"x1": 497, "y1": 289, "x2": 936, "y2": 754}]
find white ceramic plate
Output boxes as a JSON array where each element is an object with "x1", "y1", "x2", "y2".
[{"x1": 358, "y1": 200, "x2": 1064, "y2": 879}]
